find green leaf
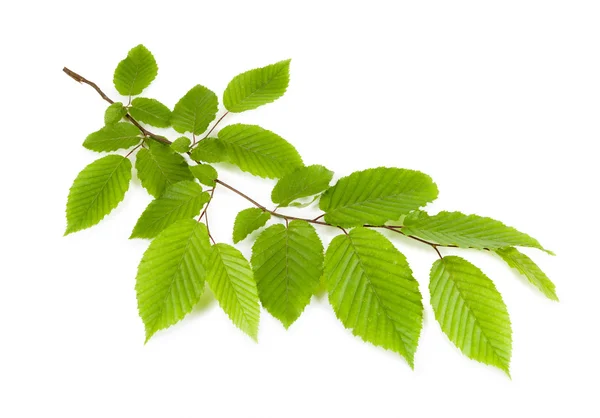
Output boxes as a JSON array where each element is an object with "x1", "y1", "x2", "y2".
[
  {"x1": 403, "y1": 211, "x2": 551, "y2": 253},
  {"x1": 189, "y1": 137, "x2": 229, "y2": 163},
  {"x1": 65, "y1": 155, "x2": 132, "y2": 235},
  {"x1": 251, "y1": 221, "x2": 323, "y2": 328},
  {"x1": 171, "y1": 85, "x2": 218, "y2": 135},
  {"x1": 271, "y1": 165, "x2": 333, "y2": 207},
  {"x1": 324, "y1": 227, "x2": 423, "y2": 366},
  {"x1": 136, "y1": 219, "x2": 211, "y2": 341},
  {"x1": 104, "y1": 102, "x2": 127, "y2": 125},
  {"x1": 319, "y1": 167, "x2": 438, "y2": 227},
  {"x1": 430, "y1": 256, "x2": 512, "y2": 375},
  {"x1": 207, "y1": 244, "x2": 260, "y2": 340},
  {"x1": 217, "y1": 124, "x2": 303, "y2": 179},
  {"x1": 113, "y1": 44, "x2": 158, "y2": 96},
  {"x1": 171, "y1": 137, "x2": 191, "y2": 153},
  {"x1": 83, "y1": 122, "x2": 141, "y2": 152},
  {"x1": 233, "y1": 208, "x2": 271, "y2": 243},
  {"x1": 135, "y1": 141, "x2": 193, "y2": 198},
  {"x1": 189, "y1": 163, "x2": 218, "y2": 187},
  {"x1": 224, "y1": 59, "x2": 291, "y2": 113},
  {"x1": 130, "y1": 181, "x2": 210, "y2": 239},
  {"x1": 129, "y1": 98, "x2": 171, "y2": 128},
  {"x1": 496, "y1": 247, "x2": 558, "y2": 301}
]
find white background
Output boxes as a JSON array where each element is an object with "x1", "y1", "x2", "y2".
[{"x1": 1, "y1": 1, "x2": 599, "y2": 417}]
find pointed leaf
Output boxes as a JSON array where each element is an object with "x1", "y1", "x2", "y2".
[
  {"x1": 171, "y1": 136, "x2": 191, "y2": 153},
  {"x1": 207, "y1": 244, "x2": 260, "y2": 340},
  {"x1": 104, "y1": 102, "x2": 127, "y2": 125},
  {"x1": 113, "y1": 44, "x2": 158, "y2": 96},
  {"x1": 189, "y1": 163, "x2": 218, "y2": 187},
  {"x1": 65, "y1": 155, "x2": 132, "y2": 234},
  {"x1": 271, "y1": 165, "x2": 333, "y2": 207},
  {"x1": 83, "y1": 122, "x2": 141, "y2": 152},
  {"x1": 430, "y1": 256, "x2": 512, "y2": 375},
  {"x1": 171, "y1": 85, "x2": 218, "y2": 135},
  {"x1": 319, "y1": 167, "x2": 438, "y2": 227},
  {"x1": 135, "y1": 141, "x2": 193, "y2": 197},
  {"x1": 324, "y1": 227, "x2": 423, "y2": 366},
  {"x1": 129, "y1": 97, "x2": 171, "y2": 128},
  {"x1": 130, "y1": 181, "x2": 210, "y2": 239},
  {"x1": 224, "y1": 59, "x2": 291, "y2": 113},
  {"x1": 136, "y1": 220, "x2": 211, "y2": 341},
  {"x1": 251, "y1": 221, "x2": 323, "y2": 328},
  {"x1": 190, "y1": 137, "x2": 229, "y2": 163},
  {"x1": 233, "y1": 208, "x2": 271, "y2": 243},
  {"x1": 496, "y1": 247, "x2": 558, "y2": 301}
]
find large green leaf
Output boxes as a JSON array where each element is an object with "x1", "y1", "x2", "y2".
[
  {"x1": 324, "y1": 227, "x2": 423, "y2": 366},
  {"x1": 113, "y1": 44, "x2": 158, "y2": 96},
  {"x1": 319, "y1": 167, "x2": 438, "y2": 227},
  {"x1": 271, "y1": 165, "x2": 333, "y2": 207},
  {"x1": 251, "y1": 221, "x2": 323, "y2": 328},
  {"x1": 403, "y1": 211, "x2": 551, "y2": 253},
  {"x1": 233, "y1": 208, "x2": 271, "y2": 243},
  {"x1": 135, "y1": 141, "x2": 193, "y2": 197},
  {"x1": 190, "y1": 137, "x2": 229, "y2": 163},
  {"x1": 216, "y1": 124, "x2": 303, "y2": 179},
  {"x1": 207, "y1": 244, "x2": 260, "y2": 340},
  {"x1": 189, "y1": 163, "x2": 218, "y2": 187},
  {"x1": 104, "y1": 102, "x2": 127, "y2": 125},
  {"x1": 136, "y1": 220, "x2": 211, "y2": 341},
  {"x1": 171, "y1": 85, "x2": 218, "y2": 135},
  {"x1": 129, "y1": 98, "x2": 172, "y2": 128},
  {"x1": 496, "y1": 247, "x2": 558, "y2": 301},
  {"x1": 430, "y1": 256, "x2": 512, "y2": 375},
  {"x1": 223, "y1": 59, "x2": 291, "y2": 113},
  {"x1": 130, "y1": 181, "x2": 210, "y2": 239},
  {"x1": 65, "y1": 155, "x2": 132, "y2": 235},
  {"x1": 83, "y1": 122, "x2": 141, "y2": 152}
]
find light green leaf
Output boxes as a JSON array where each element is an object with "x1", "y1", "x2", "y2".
[
  {"x1": 135, "y1": 141, "x2": 193, "y2": 198},
  {"x1": 324, "y1": 227, "x2": 423, "y2": 367},
  {"x1": 190, "y1": 137, "x2": 229, "y2": 163},
  {"x1": 83, "y1": 122, "x2": 141, "y2": 152},
  {"x1": 130, "y1": 181, "x2": 210, "y2": 239},
  {"x1": 207, "y1": 244, "x2": 260, "y2": 340},
  {"x1": 129, "y1": 98, "x2": 171, "y2": 128},
  {"x1": 104, "y1": 102, "x2": 127, "y2": 125},
  {"x1": 233, "y1": 208, "x2": 271, "y2": 243},
  {"x1": 251, "y1": 221, "x2": 323, "y2": 328},
  {"x1": 65, "y1": 155, "x2": 132, "y2": 235},
  {"x1": 217, "y1": 124, "x2": 303, "y2": 179},
  {"x1": 171, "y1": 85, "x2": 218, "y2": 135},
  {"x1": 189, "y1": 163, "x2": 218, "y2": 187},
  {"x1": 171, "y1": 137, "x2": 191, "y2": 153},
  {"x1": 496, "y1": 247, "x2": 558, "y2": 301},
  {"x1": 319, "y1": 167, "x2": 438, "y2": 227},
  {"x1": 224, "y1": 59, "x2": 291, "y2": 113},
  {"x1": 403, "y1": 211, "x2": 551, "y2": 253},
  {"x1": 113, "y1": 44, "x2": 158, "y2": 96},
  {"x1": 271, "y1": 165, "x2": 333, "y2": 207},
  {"x1": 136, "y1": 219, "x2": 211, "y2": 341},
  {"x1": 430, "y1": 256, "x2": 512, "y2": 375}
]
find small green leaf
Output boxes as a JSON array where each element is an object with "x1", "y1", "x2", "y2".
[
  {"x1": 130, "y1": 181, "x2": 210, "y2": 239},
  {"x1": 324, "y1": 227, "x2": 423, "y2": 367},
  {"x1": 171, "y1": 137, "x2": 191, "y2": 153},
  {"x1": 113, "y1": 44, "x2": 158, "y2": 96},
  {"x1": 217, "y1": 124, "x2": 303, "y2": 179},
  {"x1": 224, "y1": 59, "x2": 291, "y2": 113},
  {"x1": 83, "y1": 122, "x2": 141, "y2": 152},
  {"x1": 251, "y1": 221, "x2": 323, "y2": 328},
  {"x1": 430, "y1": 256, "x2": 512, "y2": 375},
  {"x1": 496, "y1": 247, "x2": 558, "y2": 301},
  {"x1": 189, "y1": 137, "x2": 229, "y2": 163},
  {"x1": 136, "y1": 219, "x2": 211, "y2": 341},
  {"x1": 207, "y1": 243, "x2": 260, "y2": 340},
  {"x1": 104, "y1": 102, "x2": 127, "y2": 125},
  {"x1": 271, "y1": 165, "x2": 333, "y2": 207},
  {"x1": 232, "y1": 208, "x2": 271, "y2": 243},
  {"x1": 319, "y1": 167, "x2": 438, "y2": 227},
  {"x1": 135, "y1": 141, "x2": 193, "y2": 198},
  {"x1": 129, "y1": 98, "x2": 171, "y2": 128},
  {"x1": 65, "y1": 155, "x2": 132, "y2": 235},
  {"x1": 189, "y1": 163, "x2": 218, "y2": 187},
  {"x1": 171, "y1": 85, "x2": 218, "y2": 135}
]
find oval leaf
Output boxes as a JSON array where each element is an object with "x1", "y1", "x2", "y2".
[
  {"x1": 83, "y1": 122, "x2": 141, "y2": 152},
  {"x1": 271, "y1": 165, "x2": 333, "y2": 207},
  {"x1": 113, "y1": 44, "x2": 158, "y2": 96},
  {"x1": 135, "y1": 141, "x2": 193, "y2": 197},
  {"x1": 171, "y1": 85, "x2": 218, "y2": 135},
  {"x1": 129, "y1": 97, "x2": 172, "y2": 128},
  {"x1": 232, "y1": 208, "x2": 271, "y2": 243},
  {"x1": 104, "y1": 102, "x2": 127, "y2": 125}
]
